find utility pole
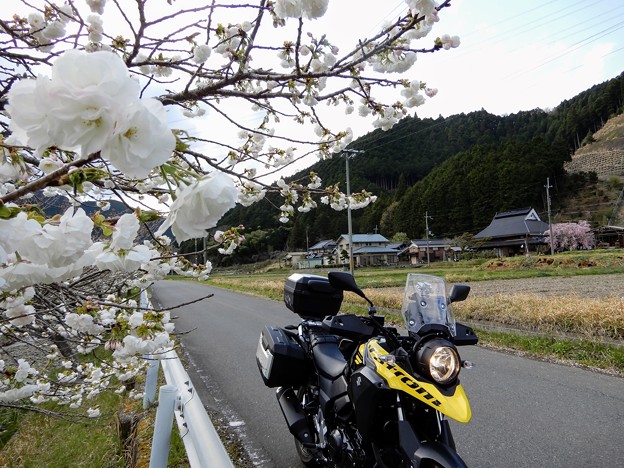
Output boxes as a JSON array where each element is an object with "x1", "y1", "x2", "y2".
[
  {"x1": 545, "y1": 177, "x2": 554, "y2": 255},
  {"x1": 425, "y1": 211, "x2": 432, "y2": 265},
  {"x1": 343, "y1": 148, "x2": 364, "y2": 276}
]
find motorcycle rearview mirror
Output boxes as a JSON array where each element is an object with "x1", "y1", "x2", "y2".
[
  {"x1": 448, "y1": 284, "x2": 470, "y2": 303},
  {"x1": 328, "y1": 271, "x2": 375, "y2": 311}
]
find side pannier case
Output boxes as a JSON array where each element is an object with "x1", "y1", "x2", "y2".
[
  {"x1": 256, "y1": 325, "x2": 306, "y2": 388},
  {"x1": 284, "y1": 273, "x2": 343, "y2": 320}
]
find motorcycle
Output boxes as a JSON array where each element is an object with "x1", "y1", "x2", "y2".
[{"x1": 256, "y1": 271, "x2": 478, "y2": 467}]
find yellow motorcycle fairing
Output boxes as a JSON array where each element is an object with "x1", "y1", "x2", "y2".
[{"x1": 359, "y1": 339, "x2": 472, "y2": 423}]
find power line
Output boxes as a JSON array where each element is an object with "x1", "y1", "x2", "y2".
[
  {"x1": 166, "y1": 1, "x2": 623, "y2": 172},
  {"x1": 504, "y1": 19, "x2": 624, "y2": 81},
  {"x1": 452, "y1": 0, "x2": 591, "y2": 54}
]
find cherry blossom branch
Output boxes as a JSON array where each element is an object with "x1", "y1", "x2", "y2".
[
  {"x1": 0, "y1": 152, "x2": 102, "y2": 205},
  {"x1": 151, "y1": 293, "x2": 215, "y2": 312},
  {"x1": 0, "y1": 0, "x2": 459, "y2": 415}
]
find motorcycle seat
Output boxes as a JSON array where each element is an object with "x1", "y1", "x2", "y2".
[{"x1": 311, "y1": 334, "x2": 347, "y2": 379}]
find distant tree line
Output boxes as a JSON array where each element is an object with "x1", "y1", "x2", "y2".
[{"x1": 219, "y1": 72, "x2": 624, "y2": 258}]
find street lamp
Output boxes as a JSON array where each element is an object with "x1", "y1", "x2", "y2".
[{"x1": 342, "y1": 149, "x2": 363, "y2": 277}]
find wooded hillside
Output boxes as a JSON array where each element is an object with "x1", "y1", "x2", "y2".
[{"x1": 216, "y1": 72, "x2": 624, "y2": 261}]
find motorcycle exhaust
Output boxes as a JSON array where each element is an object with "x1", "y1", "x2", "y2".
[{"x1": 276, "y1": 387, "x2": 315, "y2": 447}]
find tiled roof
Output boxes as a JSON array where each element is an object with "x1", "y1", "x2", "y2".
[
  {"x1": 338, "y1": 233, "x2": 389, "y2": 243},
  {"x1": 475, "y1": 208, "x2": 549, "y2": 239},
  {"x1": 308, "y1": 239, "x2": 336, "y2": 250},
  {"x1": 409, "y1": 239, "x2": 452, "y2": 248},
  {"x1": 353, "y1": 246, "x2": 399, "y2": 255}
]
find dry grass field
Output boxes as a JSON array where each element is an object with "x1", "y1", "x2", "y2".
[
  {"x1": 349, "y1": 274, "x2": 624, "y2": 341},
  {"x1": 209, "y1": 272, "x2": 624, "y2": 342}
]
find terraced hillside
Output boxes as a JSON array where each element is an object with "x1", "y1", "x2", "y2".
[
  {"x1": 565, "y1": 113, "x2": 624, "y2": 179},
  {"x1": 562, "y1": 113, "x2": 624, "y2": 226}
]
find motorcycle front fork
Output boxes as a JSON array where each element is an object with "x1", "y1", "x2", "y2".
[
  {"x1": 396, "y1": 393, "x2": 455, "y2": 450},
  {"x1": 396, "y1": 393, "x2": 449, "y2": 437}
]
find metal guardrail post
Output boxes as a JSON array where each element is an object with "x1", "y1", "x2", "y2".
[
  {"x1": 161, "y1": 349, "x2": 234, "y2": 468},
  {"x1": 143, "y1": 287, "x2": 233, "y2": 467},
  {"x1": 149, "y1": 384, "x2": 178, "y2": 468},
  {"x1": 143, "y1": 357, "x2": 160, "y2": 409}
]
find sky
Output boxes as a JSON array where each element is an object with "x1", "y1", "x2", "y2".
[
  {"x1": 219, "y1": 0, "x2": 624, "y2": 179},
  {"x1": 426, "y1": 0, "x2": 623, "y2": 118},
  {"x1": 323, "y1": 0, "x2": 624, "y2": 120},
  {"x1": 262, "y1": 0, "x2": 624, "y2": 178},
  {"x1": 4, "y1": 0, "x2": 623, "y2": 179},
  {"x1": 6, "y1": 0, "x2": 622, "y2": 122}
]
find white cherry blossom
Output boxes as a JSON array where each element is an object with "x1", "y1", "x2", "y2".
[
  {"x1": 87, "y1": 213, "x2": 156, "y2": 273},
  {"x1": 274, "y1": 0, "x2": 302, "y2": 19},
  {"x1": 86, "y1": 0, "x2": 107, "y2": 15},
  {"x1": 42, "y1": 21, "x2": 66, "y2": 40},
  {"x1": 0, "y1": 162, "x2": 21, "y2": 183},
  {"x1": 7, "y1": 50, "x2": 173, "y2": 179},
  {"x1": 64, "y1": 312, "x2": 105, "y2": 335},
  {"x1": 89, "y1": 243, "x2": 154, "y2": 273},
  {"x1": 193, "y1": 44, "x2": 212, "y2": 64},
  {"x1": 237, "y1": 180, "x2": 267, "y2": 207},
  {"x1": 110, "y1": 214, "x2": 139, "y2": 250},
  {"x1": 0, "y1": 382, "x2": 37, "y2": 404},
  {"x1": 18, "y1": 208, "x2": 93, "y2": 269},
  {"x1": 0, "y1": 211, "x2": 43, "y2": 262},
  {"x1": 156, "y1": 171, "x2": 238, "y2": 242},
  {"x1": 27, "y1": 13, "x2": 45, "y2": 29},
  {"x1": 0, "y1": 0, "x2": 460, "y2": 416},
  {"x1": 101, "y1": 99, "x2": 174, "y2": 179},
  {"x1": 275, "y1": 0, "x2": 329, "y2": 19},
  {"x1": 440, "y1": 34, "x2": 461, "y2": 49},
  {"x1": 4, "y1": 303, "x2": 36, "y2": 326},
  {"x1": 7, "y1": 50, "x2": 135, "y2": 156},
  {"x1": 87, "y1": 15, "x2": 104, "y2": 42},
  {"x1": 38, "y1": 157, "x2": 63, "y2": 174},
  {"x1": 405, "y1": 0, "x2": 438, "y2": 17}
]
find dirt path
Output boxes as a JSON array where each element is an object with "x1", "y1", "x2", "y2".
[{"x1": 465, "y1": 273, "x2": 624, "y2": 298}]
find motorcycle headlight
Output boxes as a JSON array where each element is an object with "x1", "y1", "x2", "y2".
[{"x1": 416, "y1": 339, "x2": 460, "y2": 385}]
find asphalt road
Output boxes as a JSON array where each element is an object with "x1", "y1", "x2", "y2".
[{"x1": 151, "y1": 280, "x2": 624, "y2": 468}]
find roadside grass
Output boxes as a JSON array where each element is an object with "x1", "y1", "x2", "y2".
[
  {"x1": 0, "y1": 368, "x2": 188, "y2": 467},
  {"x1": 476, "y1": 330, "x2": 624, "y2": 375},
  {"x1": 0, "y1": 408, "x2": 21, "y2": 451},
  {"x1": 456, "y1": 294, "x2": 624, "y2": 341},
  {"x1": 206, "y1": 251, "x2": 624, "y2": 375},
  {"x1": 0, "y1": 391, "x2": 126, "y2": 467},
  {"x1": 206, "y1": 277, "x2": 624, "y2": 374}
]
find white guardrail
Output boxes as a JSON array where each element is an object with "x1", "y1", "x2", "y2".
[{"x1": 141, "y1": 291, "x2": 234, "y2": 468}]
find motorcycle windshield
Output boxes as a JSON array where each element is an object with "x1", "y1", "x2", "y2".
[{"x1": 401, "y1": 274, "x2": 456, "y2": 336}]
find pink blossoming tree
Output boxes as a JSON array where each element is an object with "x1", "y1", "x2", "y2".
[{"x1": 544, "y1": 221, "x2": 596, "y2": 252}]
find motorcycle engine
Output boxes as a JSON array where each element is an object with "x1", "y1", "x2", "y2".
[
  {"x1": 327, "y1": 423, "x2": 369, "y2": 467},
  {"x1": 328, "y1": 428, "x2": 344, "y2": 453}
]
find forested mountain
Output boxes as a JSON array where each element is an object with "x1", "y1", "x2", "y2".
[
  {"x1": 33, "y1": 194, "x2": 129, "y2": 218},
  {"x1": 218, "y1": 72, "x2": 624, "y2": 260}
]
